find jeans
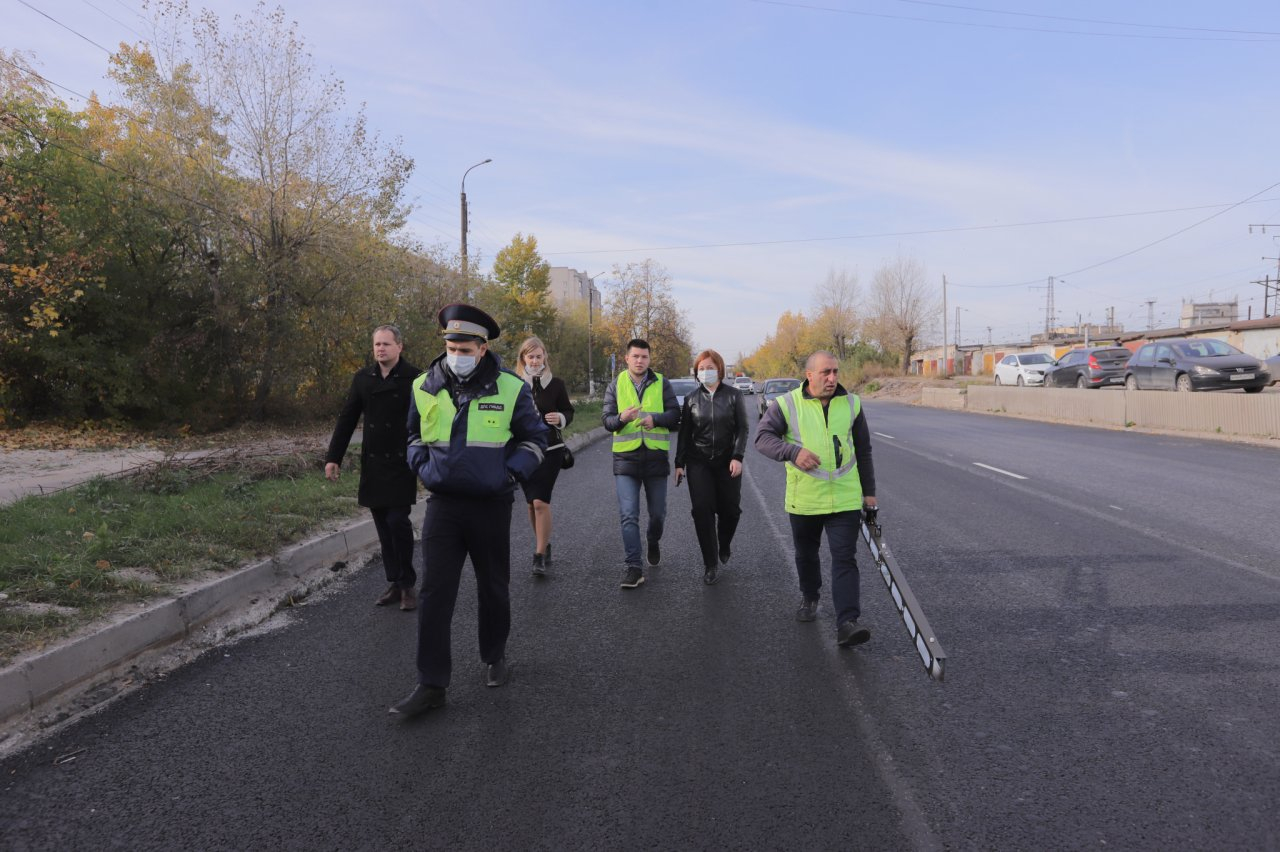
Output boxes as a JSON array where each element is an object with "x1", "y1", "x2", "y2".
[
  {"x1": 370, "y1": 505, "x2": 416, "y2": 588},
  {"x1": 789, "y1": 510, "x2": 862, "y2": 625},
  {"x1": 615, "y1": 474, "x2": 668, "y2": 568},
  {"x1": 686, "y1": 457, "x2": 742, "y2": 568}
]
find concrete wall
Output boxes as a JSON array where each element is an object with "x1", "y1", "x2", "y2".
[
  {"x1": 968, "y1": 386, "x2": 1127, "y2": 426},
  {"x1": 925, "y1": 386, "x2": 1280, "y2": 440}
]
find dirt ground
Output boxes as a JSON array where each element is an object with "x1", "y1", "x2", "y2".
[{"x1": 0, "y1": 425, "x2": 336, "y2": 506}]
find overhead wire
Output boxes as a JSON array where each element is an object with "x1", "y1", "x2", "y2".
[
  {"x1": 896, "y1": 0, "x2": 1280, "y2": 37},
  {"x1": 749, "y1": 0, "x2": 1280, "y2": 42}
]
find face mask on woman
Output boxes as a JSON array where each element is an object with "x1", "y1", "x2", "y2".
[
  {"x1": 447, "y1": 353, "x2": 477, "y2": 378},
  {"x1": 526, "y1": 363, "x2": 546, "y2": 377},
  {"x1": 698, "y1": 368, "x2": 718, "y2": 387}
]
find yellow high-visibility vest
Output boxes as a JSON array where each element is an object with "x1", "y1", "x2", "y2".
[
  {"x1": 778, "y1": 388, "x2": 863, "y2": 515},
  {"x1": 612, "y1": 372, "x2": 670, "y2": 453},
  {"x1": 413, "y1": 371, "x2": 523, "y2": 448}
]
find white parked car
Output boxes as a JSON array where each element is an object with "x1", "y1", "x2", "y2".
[
  {"x1": 993, "y1": 353, "x2": 1054, "y2": 386},
  {"x1": 733, "y1": 376, "x2": 755, "y2": 394}
]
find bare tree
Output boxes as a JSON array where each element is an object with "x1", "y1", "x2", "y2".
[
  {"x1": 151, "y1": 1, "x2": 414, "y2": 417},
  {"x1": 867, "y1": 255, "x2": 939, "y2": 373},
  {"x1": 601, "y1": 259, "x2": 693, "y2": 377},
  {"x1": 812, "y1": 266, "x2": 859, "y2": 360}
]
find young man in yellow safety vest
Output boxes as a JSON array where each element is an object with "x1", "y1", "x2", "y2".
[
  {"x1": 388, "y1": 303, "x2": 548, "y2": 718},
  {"x1": 754, "y1": 350, "x2": 878, "y2": 647},
  {"x1": 602, "y1": 338, "x2": 681, "y2": 589}
]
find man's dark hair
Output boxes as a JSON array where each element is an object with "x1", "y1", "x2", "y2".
[{"x1": 626, "y1": 338, "x2": 650, "y2": 353}]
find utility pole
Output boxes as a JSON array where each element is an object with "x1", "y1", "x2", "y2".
[
  {"x1": 1249, "y1": 226, "x2": 1280, "y2": 317},
  {"x1": 1045, "y1": 276, "x2": 1057, "y2": 337},
  {"x1": 1251, "y1": 274, "x2": 1279, "y2": 318},
  {"x1": 586, "y1": 271, "x2": 606, "y2": 396},
  {"x1": 459, "y1": 158, "x2": 492, "y2": 280},
  {"x1": 941, "y1": 275, "x2": 948, "y2": 378},
  {"x1": 1145, "y1": 299, "x2": 1157, "y2": 331}
]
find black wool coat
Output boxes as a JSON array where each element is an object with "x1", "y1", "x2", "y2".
[{"x1": 325, "y1": 358, "x2": 422, "y2": 508}]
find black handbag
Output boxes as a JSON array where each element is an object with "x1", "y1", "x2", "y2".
[{"x1": 561, "y1": 445, "x2": 575, "y2": 469}]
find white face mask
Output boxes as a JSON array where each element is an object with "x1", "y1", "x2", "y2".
[
  {"x1": 698, "y1": 369, "x2": 718, "y2": 387},
  {"x1": 527, "y1": 363, "x2": 546, "y2": 377},
  {"x1": 447, "y1": 353, "x2": 477, "y2": 378}
]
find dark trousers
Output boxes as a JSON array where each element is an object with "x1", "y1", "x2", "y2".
[
  {"x1": 686, "y1": 457, "x2": 742, "y2": 569},
  {"x1": 416, "y1": 494, "x2": 513, "y2": 689},
  {"x1": 370, "y1": 505, "x2": 416, "y2": 588},
  {"x1": 789, "y1": 510, "x2": 862, "y2": 625}
]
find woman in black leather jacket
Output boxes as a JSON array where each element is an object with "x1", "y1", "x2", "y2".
[{"x1": 674, "y1": 348, "x2": 748, "y2": 585}]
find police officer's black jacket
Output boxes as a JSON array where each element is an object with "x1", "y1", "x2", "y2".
[
  {"x1": 326, "y1": 358, "x2": 421, "y2": 508},
  {"x1": 405, "y1": 351, "x2": 547, "y2": 498},
  {"x1": 674, "y1": 382, "x2": 748, "y2": 468}
]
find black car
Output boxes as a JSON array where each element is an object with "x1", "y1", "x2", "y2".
[
  {"x1": 1123, "y1": 338, "x2": 1271, "y2": 393},
  {"x1": 756, "y1": 377, "x2": 802, "y2": 416},
  {"x1": 669, "y1": 378, "x2": 699, "y2": 407},
  {"x1": 1044, "y1": 346, "x2": 1132, "y2": 389}
]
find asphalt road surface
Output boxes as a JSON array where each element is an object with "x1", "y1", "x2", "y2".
[{"x1": 4, "y1": 400, "x2": 1279, "y2": 849}]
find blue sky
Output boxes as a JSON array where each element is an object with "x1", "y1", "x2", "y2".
[{"x1": 10, "y1": 0, "x2": 1280, "y2": 360}]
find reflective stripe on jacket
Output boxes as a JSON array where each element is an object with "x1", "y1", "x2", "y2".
[
  {"x1": 408, "y1": 361, "x2": 545, "y2": 497},
  {"x1": 778, "y1": 388, "x2": 863, "y2": 515},
  {"x1": 612, "y1": 371, "x2": 671, "y2": 453}
]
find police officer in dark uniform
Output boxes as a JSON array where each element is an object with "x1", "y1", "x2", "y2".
[
  {"x1": 324, "y1": 325, "x2": 421, "y2": 610},
  {"x1": 390, "y1": 304, "x2": 548, "y2": 717}
]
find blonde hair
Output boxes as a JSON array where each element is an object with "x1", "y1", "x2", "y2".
[{"x1": 516, "y1": 336, "x2": 549, "y2": 378}]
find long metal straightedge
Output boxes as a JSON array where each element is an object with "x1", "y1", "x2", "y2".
[{"x1": 860, "y1": 514, "x2": 947, "y2": 681}]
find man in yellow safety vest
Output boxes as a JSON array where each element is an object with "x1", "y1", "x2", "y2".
[
  {"x1": 602, "y1": 338, "x2": 681, "y2": 589},
  {"x1": 754, "y1": 351, "x2": 878, "y2": 647}
]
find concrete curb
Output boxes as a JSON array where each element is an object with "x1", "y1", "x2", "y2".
[{"x1": 0, "y1": 426, "x2": 609, "y2": 739}]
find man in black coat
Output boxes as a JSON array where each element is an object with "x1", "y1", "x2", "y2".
[{"x1": 325, "y1": 325, "x2": 422, "y2": 610}]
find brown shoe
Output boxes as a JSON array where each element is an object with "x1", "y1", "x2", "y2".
[
  {"x1": 375, "y1": 584, "x2": 400, "y2": 606},
  {"x1": 399, "y1": 587, "x2": 417, "y2": 611}
]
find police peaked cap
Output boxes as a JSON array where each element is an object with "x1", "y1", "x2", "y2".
[{"x1": 438, "y1": 303, "x2": 500, "y2": 342}]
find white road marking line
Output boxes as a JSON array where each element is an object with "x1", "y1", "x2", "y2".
[
  {"x1": 1109, "y1": 505, "x2": 1124, "y2": 511},
  {"x1": 973, "y1": 462, "x2": 1028, "y2": 480},
  {"x1": 874, "y1": 431, "x2": 897, "y2": 440}
]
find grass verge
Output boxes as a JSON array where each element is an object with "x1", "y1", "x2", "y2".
[
  {"x1": 0, "y1": 453, "x2": 361, "y2": 664},
  {"x1": 564, "y1": 401, "x2": 602, "y2": 438}
]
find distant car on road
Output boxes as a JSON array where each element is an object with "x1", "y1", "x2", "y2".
[
  {"x1": 993, "y1": 352, "x2": 1053, "y2": 386},
  {"x1": 756, "y1": 377, "x2": 802, "y2": 416},
  {"x1": 669, "y1": 377, "x2": 698, "y2": 407},
  {"x1": 732, "y1": 376, "x2": 755, "y2": 394},
  {"x1": 1044, "y1": 346, "x2": 1132, "y2": 389},
  {"x1": 1123, "y1": 339, "x2": 1270, "y2": 393}
]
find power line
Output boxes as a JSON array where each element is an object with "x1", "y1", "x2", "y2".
[
  {"x1": 15, "y1": 0, "x2": 114, "y2": 54},
  {"x1": 748, "y1": 0, "x2": 1280, "y2": 42},
  {"x1": 897, "y1": 0, "x2": 1280, "y2": 37},
  {"x1": 1054, "y1": 180, "x2": 1280, "y2": 279},
  {"x1": 79, "y1": 0, "x2": 147, "y2": 41},
  {"x1": 546, "y1": 196, "x2": 1280, "y2": 257}
]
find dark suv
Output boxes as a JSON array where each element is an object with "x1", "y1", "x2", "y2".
[
  {"x1": 1044, "y1": 346, "x2": 1132, "y2": 388},
  {"x1": 1123, "y1": 339, "x2": 1270, "y2": 393}
]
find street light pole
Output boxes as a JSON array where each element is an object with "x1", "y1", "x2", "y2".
[
  {"x1": 587, "y1": 271, "x2": 606, "y2": 397},
  {"x1": 459, "y1": 158, "x2": 492, "y2": 280}
]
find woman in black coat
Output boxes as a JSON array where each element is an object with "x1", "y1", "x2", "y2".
[
  {"x1": 516, "y1": 336, "x2": 575, "y2": 578},
  {"x1": 325, "y1": 325, "x2": 421, "y2": 609},
  {"x1": 674, "y1": 348, "x2": 748, "y2": 586}
]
